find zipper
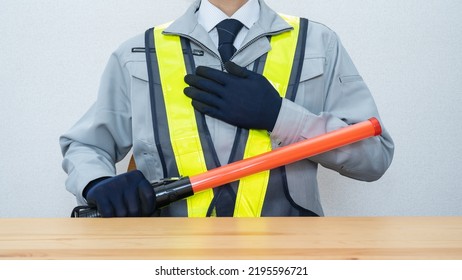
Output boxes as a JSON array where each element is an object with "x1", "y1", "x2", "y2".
[
  {"x1": 163, "y1": 32, "x2": 225, "y2": 68},
  {"x1": 230, "y1": 27, "x2": 293, "y2": 62},
  {"x1": 164, "y1": 27, "x2": 293, "y2": 70}
]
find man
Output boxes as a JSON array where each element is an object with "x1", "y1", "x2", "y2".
[{"x1": 60, "y1": 0, "x2": 394, "y2": 217}]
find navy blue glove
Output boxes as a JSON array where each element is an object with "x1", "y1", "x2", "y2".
[
  {"x1": 84, "y1": 170, "x2": 156, "y2": 217},
  {"x1": 184, "y1": 61, "x2": 282, "y2": 131}
]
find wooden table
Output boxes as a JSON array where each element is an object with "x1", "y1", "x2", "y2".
[{"x1": 1, "y1": 217, "x2": 461, "y2": 260}]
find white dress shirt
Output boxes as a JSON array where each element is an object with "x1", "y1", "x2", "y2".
[{"x1": 196, "y1": 0, "x2": 260, "y2": 50}]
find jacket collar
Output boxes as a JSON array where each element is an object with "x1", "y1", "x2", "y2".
[{"x1": 163, "y1": 0, "x2": 293, "y2": 63}]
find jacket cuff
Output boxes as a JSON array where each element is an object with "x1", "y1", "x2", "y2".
[
  {"x1": 271, "y1": 99, "x2": 316, "y2": 146},
  {"x1": 66, "y1": 166, "x2": 115, "y2": 205}
]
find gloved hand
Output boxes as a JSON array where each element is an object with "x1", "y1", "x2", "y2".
[
  {"x1": 184, "y1": 61, "x2": 282, "y2": 131},
  {"x1": 84, "y1": 170, "x2": 156, "y2": 217}
]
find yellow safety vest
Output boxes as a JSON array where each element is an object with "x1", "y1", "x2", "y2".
[{"x1": 145, "y1": 15, "x2": 309, "y2": 217}]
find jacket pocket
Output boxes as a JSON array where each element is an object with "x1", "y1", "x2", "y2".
[
  {"x1": 295, "y1": 58, "x2": 326, "y2": 114},
  {"x1": 130, "y1": 62, "x2": 149, "y2": 82},
  {"x1": 299, "y1": 57, "x2": 325, "y2": 82},
  {"x1": 339, "y1": 75, "x2": 363, "y2": 84}
]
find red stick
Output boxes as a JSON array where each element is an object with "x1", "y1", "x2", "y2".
[
  {"x1": 74, "y1": 118, "x2": 383, "y2": 216},
  {"x1": 190, "y1": 118, "x2": 382, "y2": 193}
]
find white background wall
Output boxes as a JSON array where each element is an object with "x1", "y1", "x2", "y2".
[{"x1": 1, "y1": 0, "x2": 461, "y2": 217}]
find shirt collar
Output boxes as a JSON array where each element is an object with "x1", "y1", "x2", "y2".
[{"x1": 197, "y1": 0, "x2": 260, "y2": 32}]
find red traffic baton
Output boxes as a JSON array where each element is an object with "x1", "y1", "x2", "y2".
[
  {"x1": 154, "y1": 118, "x2": 382, "y2": 208},
  {"x1": 73, "y1": 118, "x2": 382, "y2": 217}
]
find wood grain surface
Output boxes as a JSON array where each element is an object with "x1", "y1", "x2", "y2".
[{"x1": 1, "y1": 217, "x2": 461, "y2": 260}]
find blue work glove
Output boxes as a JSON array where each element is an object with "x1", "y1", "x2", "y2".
[
  {"x1": 84, "y1": 170, "x2": 156, "y2": 217},
  {"x1": 184, "y1": 61, "x2": 282, "y2": 131}
]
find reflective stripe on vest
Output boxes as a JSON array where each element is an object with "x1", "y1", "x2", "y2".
[
  {"x1": 153, "y1": 25, "x2": 215, "y2": 217},
  {"x1": 145, "y1": 15, "x2": 308, "y2": 217},
  {"x1": 234, "y1": 15, "x2": 301, "y2": 217}
]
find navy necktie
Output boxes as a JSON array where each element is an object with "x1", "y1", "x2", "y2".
[{"x1": 216, "y1": 19, "x2": 243, "y2": 62}]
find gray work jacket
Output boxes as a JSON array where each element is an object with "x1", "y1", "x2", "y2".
[{"x1": 60, "y1": 0, "x2": 394, "y2": 215}]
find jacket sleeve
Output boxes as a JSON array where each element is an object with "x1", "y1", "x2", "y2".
[
  {"x1": 271, "y1": 31, "x2": 394, "y2": 182},
  {"x1": 59, "y1": 51, "x2": 133, "y2": 204}
]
